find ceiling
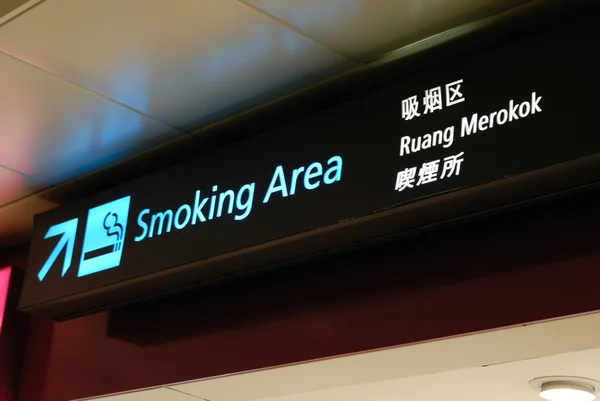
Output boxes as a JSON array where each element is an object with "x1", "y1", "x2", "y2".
[
  {"x1": 78, "y1": 311, "x2": 600, "y2": 401},
  {"x1": 0, "y1": 0, "x2": 547, "y2": 251}
]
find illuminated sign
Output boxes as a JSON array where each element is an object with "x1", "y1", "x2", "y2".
[
  {"x1": 132, "y1": 156, "x2": 343, "y2": 243},
  {"x1": 33, "y1": 157, "x2": 343, "y2": 285},
  {"x1": 20, "y1": 16, "x2": 600, "y2": 320},
  {"x1": 37, "y1": 197, "x2": 132, "y2": 282}
]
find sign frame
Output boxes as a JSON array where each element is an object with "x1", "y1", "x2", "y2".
[{"x1": 22, "y1": 153, "x2": 600, "y2": 320}]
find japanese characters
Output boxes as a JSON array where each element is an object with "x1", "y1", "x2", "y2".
[{"x1": 395, "y1": 152, "x2": 464, "y2": 192}]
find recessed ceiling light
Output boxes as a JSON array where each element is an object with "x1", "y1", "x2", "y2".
[
  {"x1": 530, "y1": 377, "x2": 600, "y2": 401},
  {"x1": 538, "y1": 382, "x2": 596, "y2": 401}
]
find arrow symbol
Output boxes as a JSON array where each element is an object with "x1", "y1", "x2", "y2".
[{"x1": 37, "y1": 218, "x2": 79, "y2": 282}]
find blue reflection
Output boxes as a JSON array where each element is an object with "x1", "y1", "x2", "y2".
[
  {"x1": 36, "y1": 60, "x2": 172, "y2": 182},
  {"x1": 42, "y1": 103, "x2": 147, "y2": 181},
  {"x1": 283, "y1": 32, "x2": 303, "y2": 54},
  {"x1": 52, "y1": 110, "x2": 95, "y2": 174},
  {"x1": 34, "y1": 1, "x2": 361, "y2": 182},
  {"x1": 98, "y1": 63, "x2": 148, "y2": 150},
  {"x1": 263, "y1": 0, "x2": 361, "y2": 31},
  {"x1": 204, "y1": 26, "x2": 272, "y2": 80}
]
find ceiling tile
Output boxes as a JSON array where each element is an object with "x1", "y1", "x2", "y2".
[
  {"x1": 0, "y1": 0, "x2": 38, "y2": 22},
  {"x1": 0, "y1": 166, "x2": 44, "y2": 205},
  {"x1": 83, "y1": 388, "x2": 200, "y2": 401},
  {"x1": 0, "y1": 53, "x2": 180, "y2": 184},
  {"x1": 169, "y1": 314, "x2": 600, "y2": 401},
  {"x1": 0, "y1": 0, "x2": 355, "y2": 131},
  {"x1": 244, "y1": 0, "x2": 530, "y2": 61},
  {"x1": 217, "y1": 347, "x2": 600, "y2": 401}
]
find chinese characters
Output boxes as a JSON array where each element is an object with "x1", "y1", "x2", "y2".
[
  {"x1": 402, "y1": 79, "x2": 466, "y2": 121},
  {"x1": 395, "y1": 152, "x2": 464, "y2": 192}
]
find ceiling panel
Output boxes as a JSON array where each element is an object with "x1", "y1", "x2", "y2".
[
  {"x1": 0, "y1": 52, "x2": 180, "y2": 184},
  {"x1": 0, "y1": 167, "x2": 45, "y2": 205},
  {"x1": 170, "y1": 313, "x2": 600, "y2": 401},
  {"x1": 238, "y1": 347, "x2": 600, "y2": 401},
  {"x1": 0, "y1": 0, "x2": 38, "y2": 22},
  {"x1": 0, "y1": 0, "x2": 356, "y2": 131},
  {"x1": 243, "y1": 0, "x2": 530, "y2": 62},
  {"x1": 80, "y1": 388, "x2": 200, "y2": 401}
]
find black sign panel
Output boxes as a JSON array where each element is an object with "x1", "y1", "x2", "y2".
[{"x1": 20, "y1": 16, "x2": 600, "y2": 319}]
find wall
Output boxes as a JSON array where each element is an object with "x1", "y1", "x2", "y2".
[
  {"x1": 10, "y1": 186, "x2": 600, "y2": 401},
  {"x1": 0, "y1": 267, "x2": 29, "y2": 401}
]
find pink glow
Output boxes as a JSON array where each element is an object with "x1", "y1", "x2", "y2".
[{"x1": 0, "y1": 267, "x2": 11, "y2": 334}]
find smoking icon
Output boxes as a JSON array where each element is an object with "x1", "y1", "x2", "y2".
[
  {"x1": 78, "y1": 196, "x2": 131, "y2": 277},
  {"x1": 103, "y1": 212, "x2": 125, "y2": 252}
]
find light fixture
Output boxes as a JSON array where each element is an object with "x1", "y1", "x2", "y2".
[
  {"x1": 539, "y1": 382, "x2": 596, "y2": 401},
  {"x1": 531, "y1": 378, "x2": 600, "y2": 401}
]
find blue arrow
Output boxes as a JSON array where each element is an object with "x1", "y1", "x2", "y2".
[{"x1": 37, "y1": 218, "x2": 79, "y2": 282}]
